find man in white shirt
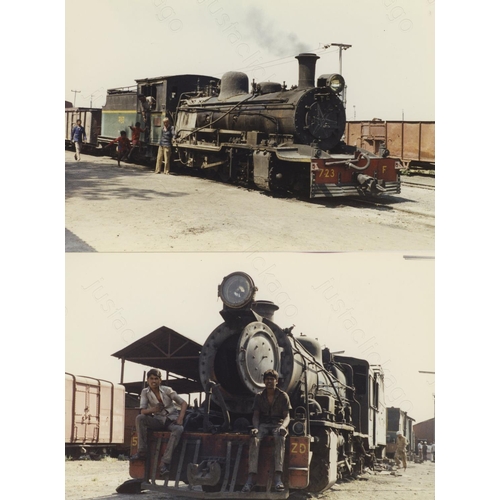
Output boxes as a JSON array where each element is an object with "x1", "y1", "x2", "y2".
[
  {"x1": 429, "y1": 442, "x2": 435, "y2": 462},
  {"x1": 394, "y1": 431, "x2": 408, "y2": 471},
  {"x1": 130, "y1": 369, "x2": 187, "y2": 477},
  {"x1": 417, "y1": 441, "x2": 423, "y2": 460}
]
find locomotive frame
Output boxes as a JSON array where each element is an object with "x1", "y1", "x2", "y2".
[{"x1": 113, "y1": 271, "x2": 387, "y2": 498}]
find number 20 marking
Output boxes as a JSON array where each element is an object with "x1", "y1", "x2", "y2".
[{"x1": 291, "y1": 442, "x2": 307, "y2": 454}]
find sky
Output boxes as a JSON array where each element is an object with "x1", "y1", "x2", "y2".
[
  {"x1": 66, "y1": 251, "x2": 435, "y2": 424},
  {"x1": 65, "y1": 0, "x2": 434, "y2": 121}
]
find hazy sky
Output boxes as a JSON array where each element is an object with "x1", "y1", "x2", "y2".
[
  {"x1": 66, "y1": 251, "x2": 435, "y2": 423},
  {"x1": 65, "y1": 0, "x2": 434, "y2": 121}
]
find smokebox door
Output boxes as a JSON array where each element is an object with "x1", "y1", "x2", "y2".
[{"x1": 236, "y1": 321, "x2": 281, "y2": 392}]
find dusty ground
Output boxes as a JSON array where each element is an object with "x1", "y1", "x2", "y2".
[
  {"x1": 65, "y1": 152, "x2": 434, "y2": 253},
  {"x1": 65, "y1": 458, "x2": 435, "y2": 500}
]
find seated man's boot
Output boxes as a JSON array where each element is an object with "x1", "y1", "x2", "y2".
[
  {"x1": 274, "y1": 472, "x2": 284, "y2": 492},
  {"x1": 242, "y1": 473, "x2": 256, "y2": 493}
]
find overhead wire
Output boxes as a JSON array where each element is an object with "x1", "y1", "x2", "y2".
[{"x1": 209, "y1": 47, "x2": 340, "y2": 77}]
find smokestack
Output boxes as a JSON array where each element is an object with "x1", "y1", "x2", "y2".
[
  {"x1": 296, "y1": 53, "x2": 320, "y2": 89},
  {"x1": 252, "y1": 300, "x2": 279, "y2": 321}
]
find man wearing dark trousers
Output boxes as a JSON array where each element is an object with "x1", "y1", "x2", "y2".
[
  {"x1": 71, "y1": 119, "x2": 87, "y2": 161},
  {"x1": 242, "y1": 369, "x2": 291, "y2": 493}
]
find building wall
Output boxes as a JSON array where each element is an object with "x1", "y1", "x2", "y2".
[{"x1": 413, "y1": 418, "x2": 435, "y2": 445}]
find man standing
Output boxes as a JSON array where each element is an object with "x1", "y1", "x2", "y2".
[
  {"x1": 138, "y1": 94, "x2": 155, "y2": 143},
  {"x1": 155, "y1": 117, "x2": 175, "y2": 174},
  {"x1": 418, "y1": 441, "x2": 423, "y2": 461},
  {"x1": 71, "y1": 119, "x2": 87, "y2": 161},
  {"x1": 130, "y1": 369, "x2": 188, "y2": 477},
  {"x1": 138, "y1": 94, "x2": 151, "y2": 121},
  {"x1": 394, "y1": 431, "x2": 408, "y2": 471},
  {"x1": 242, "y1": 369, "x2": 291, "y2": 493}
]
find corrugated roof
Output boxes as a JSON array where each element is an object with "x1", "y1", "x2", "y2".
[{"x1": 112, "y1": 326, "x2": 202, "y2": 382}]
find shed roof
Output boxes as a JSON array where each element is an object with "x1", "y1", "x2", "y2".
[{"x1": 112, "y1": 326, "x2": 202, "y2": 382}]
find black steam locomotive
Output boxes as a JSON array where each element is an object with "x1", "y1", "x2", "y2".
[
  {"x1": 116, "y1": 272, "x2": 386, "y2": 498},
  {"x1": 66, "y1": 53, "x2": 400, "y2": 199},
  {"x1": 174, "y1": 53, "x2": 399, "y2": 198}
]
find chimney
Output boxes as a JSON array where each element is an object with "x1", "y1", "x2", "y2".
[
  {"x1": 252, "y1": 300, "x2": 279, "y2": 322},
  {"x1": 296, "y1": 53, "x2": 320, "y2": 90}
]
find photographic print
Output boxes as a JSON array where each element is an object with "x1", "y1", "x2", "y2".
[
  {"x1": 65, "y1": 252, "x2": 434, "y2": 498},
  {"x1": 65, "y1": 1, "x2": 435, "y2": 499},
  {"x1": 65, "y1": 0, "x2": 434, "y2": 253}
]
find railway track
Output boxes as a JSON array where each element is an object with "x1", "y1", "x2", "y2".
[
  {"x1": 344, "y1": 196, "x2": 434, "y2": 220},
  {"x1": 401, "y1": 179, "x2": 435, "y2": 190}
]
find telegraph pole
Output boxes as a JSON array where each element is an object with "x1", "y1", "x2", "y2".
[
  {"x1": 84, "y1": 89, "x2": 103, "y2": 108},
  {"x1": 71, "y1": 89, "x2": 81, "y2": 108},
  {"x1": 89, "y1": 92, "x2": 98, "y2": 108},
  {"x1": 322, "y1": 43, "x2": 352, "y2": 107}
]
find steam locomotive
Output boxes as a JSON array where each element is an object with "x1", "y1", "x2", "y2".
[
  {"x1": 66, "y1": 53, "x2": 400, "y2": 199},
  {"x1": 174, "y1": 53, "x2": 399, "y2": 198},
  {"x1": 115, "y1": 272, "x2": 386, "y2": 498}
]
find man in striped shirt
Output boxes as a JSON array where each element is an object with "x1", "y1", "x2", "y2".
[{"x1": 155, "y1": 117, "x2": 175, "y2": 174}]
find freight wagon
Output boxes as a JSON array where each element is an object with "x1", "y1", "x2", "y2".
[
  {"x1": 385, "y1": 406, "x2": 415, "y2": 459},
  {"x1": 345, "y1": 119, "x2": 435, "y2": 171},
  {"x1": 65, "y1": 373, "x2": 125, "y2": 457},
  {"x1": 65, "y1": 107, "x2": 102, "y2": 152}
]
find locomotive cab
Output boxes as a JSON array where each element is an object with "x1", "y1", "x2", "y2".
[{"x1": 98, "y1": 74, "x2": 220, "y2": 157}]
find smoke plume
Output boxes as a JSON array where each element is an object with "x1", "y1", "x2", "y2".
[{"x1": 243, "y1": 7, "x2": 310, "y2": 57}]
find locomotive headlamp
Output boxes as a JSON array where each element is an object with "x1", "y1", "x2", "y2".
[
  {"x1": 318, "y1": 73, "x2": 345, "y2": 94},
  {"x1": 218, "y1": 272, "x2": 257, "y2": 308},
  {"x1": 292, "y1": 421, "x2": 305, "y2": 436}
]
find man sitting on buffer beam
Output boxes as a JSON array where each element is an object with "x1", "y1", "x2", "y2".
[
  {"x1": 130, "y1": 368, "x2": 187, "y2": 477},
  {"x1": 242, "y1": 369, "x2": 292, "y2": 493}
]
